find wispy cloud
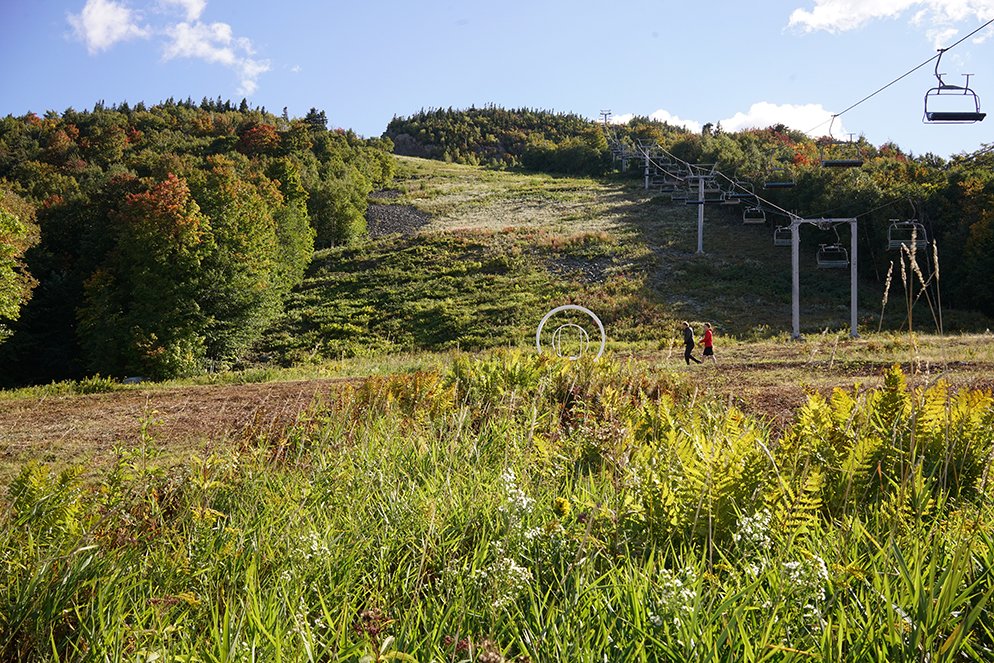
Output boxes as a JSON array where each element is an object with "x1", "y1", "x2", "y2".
[
  {"x1": 68, "y1": 0, "x2": 150, "y2": 54},
  {"x1": 68, "y1": 0, "x2": 269, "y2": 95},
  {"x1": 160, "y1": 0, "x2": 206, "y2": 21},
  {"x1": 788, "y1": 0, "x2": 994, "y2": 46},
  {"x1": 163, "y1": 20, "x2": 270, "y2": 94}
]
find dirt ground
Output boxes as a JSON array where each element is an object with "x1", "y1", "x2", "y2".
[
  {"x1": 2, "y1": 350, "x2": 991, "y2": 482},
  {"x1": 0, "y1": 378, "x2": 351, "y2": 481}
]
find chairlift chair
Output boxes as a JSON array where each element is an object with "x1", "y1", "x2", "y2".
[
  {"x1": 703, "y1": 178, "x2": 725, "y2": 203},
  {"x1": 820, "y1": 115, "x2": 864, "y2": 168},
  {"x1": 822, "y1": 156, "x2": 864, "y2": 168},
  {"x1": 887, "y1": 219, "x2": 928, "y2": 251},
  {"x1": 773, "y1": 226, "x2": 793, "y2": 246},
  {"x1": 685, "y1": 177, "x2": 725, "y2": 205},
  {"x1": 764, "y1": 166, "x2": 795, "y2": 189},
  {"x1": 816, "y1": 243, "x2": 849, "y2": 269},
  {"x1": 923, "y1": 49, "x2": 987, "y2": 123},
  {"x1": 742, "y1": 205, "x2": 766, "y2": 225},
  {"x1": 723, "y1": 180, "x2": 754, "y2": 204},
  {"x1": 725, "y1": 180, "x2": 755, "y2": 198}
]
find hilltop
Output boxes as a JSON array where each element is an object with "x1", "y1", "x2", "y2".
[{"x1": 255, "y1": 154, "x2": 989, "y2": 367}]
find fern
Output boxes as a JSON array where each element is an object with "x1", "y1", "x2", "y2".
[
  {"x1": 8, "y1": 463, "x2": 85, "y2": 541},
  {"x1": 765, "y1": 467, "x2": 824, "y2": 541},
  {"x1": 871, "y1": 364, "x2": 911, "y2": 437},
  {"x1": 839, "y1": 433, "x2": 886, "y2": 509}
]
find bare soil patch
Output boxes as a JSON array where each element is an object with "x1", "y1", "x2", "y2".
[{"x1": 0, "y1": 378, "x2": 351, "y2": 480}]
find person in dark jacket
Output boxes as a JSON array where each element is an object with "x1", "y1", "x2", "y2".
[{"x1": 682, "y1": 321, "x2": 702, "y2": 365}]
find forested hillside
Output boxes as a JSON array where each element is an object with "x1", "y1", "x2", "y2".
[
  {"x1": 386, "y1": 108, "x2": 994, "y2": 321},
  {"x1": 385, "y1": 106, "x2": 612, "y2": 174},
  {"x1": 0, "y1": 100, "x2": 395, "y2": 384},
  {"x1": 4, "y1": 101, "x2": 994, "y2": 388}
]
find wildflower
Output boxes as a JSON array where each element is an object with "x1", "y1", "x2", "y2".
[
  {"x1": 649, "y1": 567, "x2": 697, "y2": 629},
  {"x1": 354, "y1": 607, "x2": 390, "y2": 639},
  {"x1": 778, "y1": 555, "x2": 830, "y2": 632},
  {"x1": 301, "y1": 530, "x2": 331, "y2": 561},
  {"x1": 498, "y1": 468, "x2": 535, "y2": 535},
  {"x1": 553, "y1": 496, "x2": 572, "y2": 518},
  {"x1": 472, "y1": 542, "x2": 533, "y2": 609},
  {"x1": 732, "y1": 509, "x2": 772, "y2": 550}
]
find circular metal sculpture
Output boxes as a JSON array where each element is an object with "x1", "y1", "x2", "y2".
[{"x1": 536, "y1": 305, "x2": 606, "y2": 360}]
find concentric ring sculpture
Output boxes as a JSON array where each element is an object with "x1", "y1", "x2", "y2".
[{"x1": 535, "y1": 305, "x2": 606, "y2": 360}]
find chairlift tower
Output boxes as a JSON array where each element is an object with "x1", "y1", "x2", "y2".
[
  {"x1": 790, "y1": 217, "x2": 859, "y2": 339},
  {"x1": 692, "y1": 175, "x2": 705, "y2": 254},
  {"x1": 684, "y1": 166, "x2": 719, "y2": 255},
  {"x1": 641, "y1": 140, "x2": 652, "y2": 190}
]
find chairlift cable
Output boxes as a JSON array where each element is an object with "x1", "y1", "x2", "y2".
[
  {"x1": 632, "y1": 142, "x2": 688, "y2": 183},
  {"x1": 641, "y1": 141, "x2": 803, "y2": 221},
  {"x1": 809, "y1": 196, "x2": 905, "y2": 220},
  {"x1": 852, "y1": 198, "x2": 908, "y2": 220},
  {"x1": 803, "y1": 16, "x2": 994, "y2": 136},
  {"x1": 952, "y1": 142, "x2": 994, "y2": 165}
]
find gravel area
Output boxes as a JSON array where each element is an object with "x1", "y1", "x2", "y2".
[{"x1": 366, "y1": 202, "x2": 432, "y2": 237}]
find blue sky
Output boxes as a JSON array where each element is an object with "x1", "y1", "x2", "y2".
[{"x1": 1, "y1": 0, "x2": 992, "y2": 158}]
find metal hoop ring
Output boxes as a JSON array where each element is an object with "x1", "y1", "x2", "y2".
[
  {"x1": 551, "y1": 323, "x2": 590, "y2": 360},
  {"x1": 536, "y1": 305, "x2": 606, "y2": 360}
]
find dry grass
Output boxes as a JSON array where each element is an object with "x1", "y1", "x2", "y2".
[
  {"x1": 393, "y1": 156, "x2": 629, "y2": 234},
  {"x1": 3, "y1": 331, "x2": 991, "y2": 482}
]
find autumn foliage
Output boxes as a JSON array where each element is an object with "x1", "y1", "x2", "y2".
[{"x1": 0, "y1": 99, "x2": 394, "y2": 383}]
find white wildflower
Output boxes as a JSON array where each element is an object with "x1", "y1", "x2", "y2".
[
  {"x1": 473, "y1": 543, "x2": 533, "y2": 609},
  {"x1": 301, "y1": 530, "x2": 331, "y2": 561},
  {"x1": 499, "y1": 468, "x2": 535, "y2": 520},
  {"x1": 649, "y1": 567, "x2": 698, "y2": 629},
  {"x1": 732, "y1": 509, "x2": 772, "y2": 549}
]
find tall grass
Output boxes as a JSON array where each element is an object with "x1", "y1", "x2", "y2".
[{"x1": 3, "y1": 352, "x2": 994, "y2": 661}]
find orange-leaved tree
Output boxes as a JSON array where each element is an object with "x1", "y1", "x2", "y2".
[{"x1": 78, "y1": 173, "x2": 211, "y2": 378}]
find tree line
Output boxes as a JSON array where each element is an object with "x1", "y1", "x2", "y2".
[
  {"x1": 0, "y1": 100, "x2": 395, "y2": 384},
  {"x1": 385, "y1": 105, "x2": 612, "y2": 174}
]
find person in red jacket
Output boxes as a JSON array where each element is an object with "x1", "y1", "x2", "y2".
[{"x1": 700, "y1": 322, "x2": 716, "y2": 365}]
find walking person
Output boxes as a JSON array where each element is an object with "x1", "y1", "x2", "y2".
[
  {"x1": 700, "y1": 322, "x2": 716, "y2": 365},
  {"x1": 682, "y1": 321, "x2": 702, "y2": 365}
]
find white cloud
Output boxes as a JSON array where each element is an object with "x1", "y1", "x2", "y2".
[
  {"x1": 789, "y1": 0, "x2": 994, "y2": 45},
  {"x1": 163, "y1": 21, "x2": 270, "y2": 95},
  {"x1": 720, "y1": 102, "x2": 846, "y2": 138},
  {"x1": 927, "y1": 26, "x2": 961, "y2": 47},
  {"x1": 788, "y1": 0, "x2": 915, "y2": 32},
  {"x1": 611, "y1": 102, "x2": 848, "y2": 139},
  {"x1": 68, "y1": 0, "x2": 149, "y2": 53},
  {"x1": 69, "y1": 0, "x2": 270, "y2": 95},
  {"x1": 160, "y1": 0, "x2": 206, "y2": 21},
  {"x1": 610, "y1": 109, "x2": 702, "y2": 133}
]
